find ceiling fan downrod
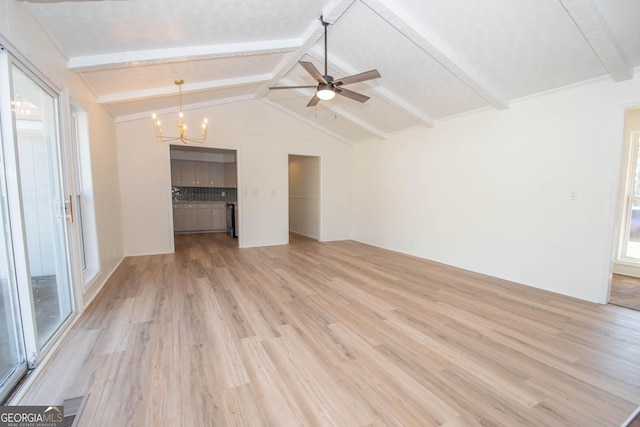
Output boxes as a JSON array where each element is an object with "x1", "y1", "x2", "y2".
[
  {"x1": 267, "y1": 14, "x2": 381, "y2": 106},
  {"x1": 321, "y1": 16, "x2": 330, "y2": 79}
]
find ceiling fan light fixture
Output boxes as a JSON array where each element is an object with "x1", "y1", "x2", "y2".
[
  {"x1": 317, "y1": 88, "x2": 335, "y2": 100},
  {"x1": 267, "y1": 16, "x2": 380, "y2": 107}
]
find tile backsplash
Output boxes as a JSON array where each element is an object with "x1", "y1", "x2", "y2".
[{"x1": 172, "y1": 186, "x2": 237, "y2": 203}]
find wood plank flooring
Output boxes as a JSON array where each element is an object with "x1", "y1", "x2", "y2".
[
  {"x1": 15, "y1": 233, "x2": 640, "y2": 426},
  {"x1": 611, "y1": 274, "x2": 640, "y2": 311}
]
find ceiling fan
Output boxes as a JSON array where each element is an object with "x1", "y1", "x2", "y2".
[{"x1": 269, "y1": 16, "x2": 381, "y2": 107}]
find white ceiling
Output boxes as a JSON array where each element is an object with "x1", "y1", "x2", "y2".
[{"x1": 25, "y1": 0, "x2": 640, "y2": 145}]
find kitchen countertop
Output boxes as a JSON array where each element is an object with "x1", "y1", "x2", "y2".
[{"x1": 172, "y1": 201, "x2": 229, "y2": 205}]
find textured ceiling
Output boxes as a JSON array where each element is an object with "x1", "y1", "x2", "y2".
[{"x1": 25, "y1": 0, "x2": 640, "y2": 145}]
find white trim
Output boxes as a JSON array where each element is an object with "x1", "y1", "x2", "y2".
[
  {"x1": 559, "y1": 0, "x2": 633, "y2": 82},
  {"x1": 0, "y1": 50, "x2": 39, "y2": 367},
  {"x1": 261, "y1": 98, "x2": 353, "y2": 146},
  {"x1": 612, "y1": 262, "x2": 640, "y2": 279},
  {"x1": 361, "y1": 0, "x2": 509, "y2": 110},
  {"x1": 619, "y1": 404, "x2": 640, "y2": 427},
  {"x1": 98, "y1": 75, "x2": 271, "y2": 105},
  {"x1": 114, "y1": 94, "x2": 255, "y2": 124}
]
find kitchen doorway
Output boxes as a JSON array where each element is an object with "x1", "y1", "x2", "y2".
[
  {"x1": 288, "y1": 155, "x2": 320, "y2": 241},
  {"x1": 169, "y1": 146, "x2": 238, "y2": 247}
]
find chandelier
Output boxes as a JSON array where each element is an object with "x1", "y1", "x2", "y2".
[{"x1": 152, "y1": 79, "x2": 208, "y2": 144}]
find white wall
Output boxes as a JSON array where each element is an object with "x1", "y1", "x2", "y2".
[
  {"x1": 289, "y1": 155, "x2": 320, "y2": 239},
  {"x1": 0, "y1": 0, "x2": 124, "y2": 307},
  {"x1": 116, "y1": 100, "x2": 352, "y2": 255},
  {"x1": 354, "y1": 75, "x2": 640, "y2": 303}
]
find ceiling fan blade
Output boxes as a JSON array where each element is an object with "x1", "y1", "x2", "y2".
[
  {"x1": 306, "y1": 94, "x2": 321, "y2": 107},
  {"x1": 334, "y1": 69, "x2": 381, "y2": 86},
  {"x1": 299, "y1": 61, "x2": 328, "y2": 84},
  {"x1": 269, "y1": 85, "x2": 318, "y2": 90},
  {"x1": 335, "y1": 87, "x2": 370, "y2": 103}
]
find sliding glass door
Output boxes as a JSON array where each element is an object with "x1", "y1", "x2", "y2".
[
  {"x1": 0, "y1": 49, "x2": 76, "y2": 401},
  {"x1": 0, "y1": 119, "x2": 27, "y2": 402},
  {"x1": 11, "y1": 65, "x2": 73, "y2": 348}
]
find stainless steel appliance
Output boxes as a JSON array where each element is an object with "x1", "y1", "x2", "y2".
[{"x1": 226, "y1": 203, "x2": 236, "y2": 238}]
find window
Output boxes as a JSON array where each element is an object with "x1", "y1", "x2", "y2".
[
  {"x1": 69, "y1": 103, "x2": 100, "y2": 288},
  {"x1": 621, "y1": 132, "x2": 640, "y2": 260}
]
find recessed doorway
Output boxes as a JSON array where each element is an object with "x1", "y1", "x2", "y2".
[
  {"x1": 611, "y1": 106, "x2": 640, "y2": 310},
  {"x1": 169, "y1": 146, "x2": 238, "y2": 247},
  {"x1": 288, "y1": 155, "x2": 320, "y2": 241}
]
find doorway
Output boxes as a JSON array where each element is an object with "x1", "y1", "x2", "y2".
[
  {"x1": 612, "y1": 107, "x2": 640, "y2": 310},
  {"x1": 288, "y1": 155, "x2": 320, "y2": 241},
  {"x1": 169, "y1": 145, "x2": 238, "y2": 245}
]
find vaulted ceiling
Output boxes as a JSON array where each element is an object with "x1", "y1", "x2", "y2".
[{"x1": 25, "y1": 0, "x2": 640, "y2": 145}]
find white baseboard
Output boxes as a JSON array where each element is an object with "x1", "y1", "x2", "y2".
[{"x1": 613, "y1": 262, "x2": 640, "y2": 278}]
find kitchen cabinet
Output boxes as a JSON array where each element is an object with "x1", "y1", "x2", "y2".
[
  {"x1": 171, "y1": 160, "x2": 196, "y2": 186},
  {"x1": 197, "y1": 205, "x2": 214, "y2": 230},
  {"x1": 224, "y1": 162, "x2": 237, "y2": 187},
  {"x1": 171, "y1": 160, "x2": 181, "y2": 186},
  {"x1": 171, "y1": 160, "x2": 236, "y2": 188},
  {"x1": 180, "y1": 160, "x2": 196, "y2": 186},
  {"x1": 173, "y1": 203, "x2": 226, "y2": 232},
  {"x1": 173, "y1": 205, "x2": 186, "y2": 232},
  {"x1": 183, "y1": 206, "x2": 199, "y2": 231},
  {"x1": 195, "y1": 162, "x2": 210, "y2": 187},
  {"x1": 208, "y1": 162, "x2": 225, "y2": 187},
  {"x1": 212, "y1": 205, "x2": 226, "y2": 230}
]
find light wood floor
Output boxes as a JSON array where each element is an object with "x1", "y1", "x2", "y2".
[
  {"x1": 16, "y1": 233, "x2": 640, "y2": 426},
  {"x1": 611, "y1": 274, "x2": 640, "y2": 311}
]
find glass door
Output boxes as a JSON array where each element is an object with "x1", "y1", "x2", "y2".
[
  {"x1": 0, "y1": 47, "x2": 77, "y2": 403},
  {"x1": 0, "y1": 115, "x2": 27, "y2": 403},
  {"x1": 10, "y1": 64, "x2": 73, "y2": 349}
]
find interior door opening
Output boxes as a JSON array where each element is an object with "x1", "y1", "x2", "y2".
[
  {"x1": 611, "y1": 106, "x2": 640, "y2": 310},
  {"x1": 615, "y1": 107, "x2": 640, "y2": 271},
  {"x1": 169, "y1": 145, "x2": 238, "y2": 247},
  {"x1": 288, "y1": 155, "x2": 320, "y2": 241}
]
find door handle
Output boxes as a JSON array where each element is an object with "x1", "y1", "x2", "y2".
[{"x1": 66, "y1": 195, "x2": 74, "y2": 223}]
